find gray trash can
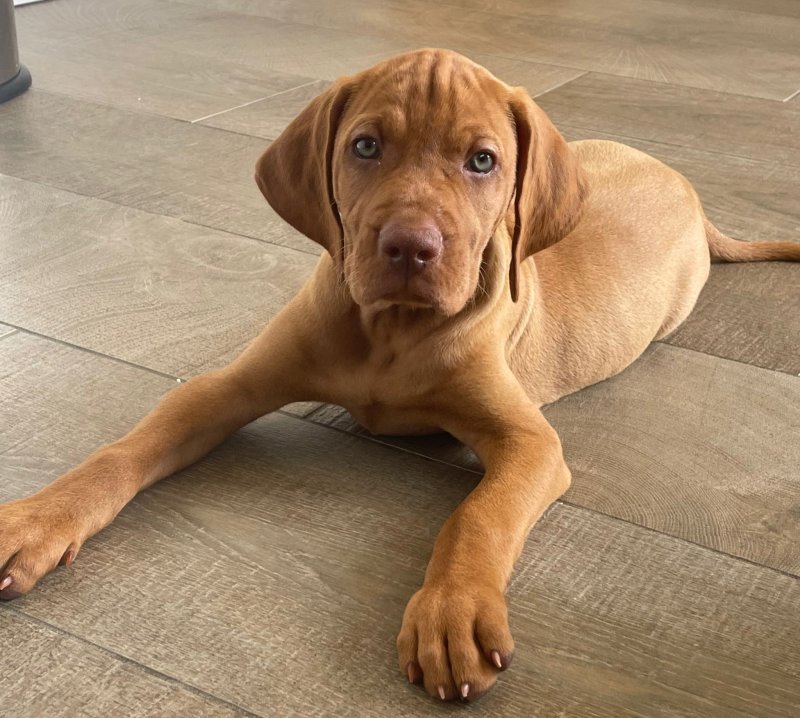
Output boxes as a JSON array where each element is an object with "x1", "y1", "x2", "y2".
[{"x1": 0, "y1": 0, "x2": 32, "y2": 103}]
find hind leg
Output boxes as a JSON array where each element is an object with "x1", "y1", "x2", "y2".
[{"x1": 655, "y1": 235, "x2": 710, "y2": 340}]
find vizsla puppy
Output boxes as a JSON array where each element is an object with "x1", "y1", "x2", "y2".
[{"x1": 1, "y1": 49, "x2": 798, "y2": 701}]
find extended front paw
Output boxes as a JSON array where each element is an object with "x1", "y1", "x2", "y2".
[
  {"x1": 0, "y1": 497, "x2": 84, "y2": 600},
  {"x1": 396, "y1": 581, "x2": 515, "y2": 701}
]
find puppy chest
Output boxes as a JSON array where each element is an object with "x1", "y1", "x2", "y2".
[
  {"x1": 330, "y1": 330, "x2": 445, "y2": 434},
  {"x1": 347, "y1": 400, "x2": 438, "y2": 436},
  {"x1": 339, "y1": 368, "x2": 439, "y2": 436}
]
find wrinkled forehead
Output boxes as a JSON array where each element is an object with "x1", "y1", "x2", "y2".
[{"x1": 340, "y1": 50, "x2": 514, "y2": 149}]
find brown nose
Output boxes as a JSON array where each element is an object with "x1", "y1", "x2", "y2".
[{"x1": 377, "y1": 223, "x2": 443, "y2": 275}]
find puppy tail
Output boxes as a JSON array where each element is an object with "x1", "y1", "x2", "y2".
[{"x1": 705, "y1": 217, "x2": 800, "y2": 263}]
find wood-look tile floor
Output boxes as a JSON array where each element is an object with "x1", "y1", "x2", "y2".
[{"x1": 1, "y1": 0, "x2": 798, "y2": 715}]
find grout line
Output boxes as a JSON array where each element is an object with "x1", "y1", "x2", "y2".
[
  {"x1": 280, "y1": 410, "x2": 476, "y2": 475},
  {"x1": 0, "y1": 170, "x2": 321, "y2": 258},
  {"x1": 191, "y1": 79, "x2": 321, "y2": 123},
  {"x1": 191, "y1": 96, "x2": 273, "y2": 124},
  {"x1": 654, "y1": 339, "x2": 800, "y2": 378},
  {"x1": 562, "y1": 67, "x2": 794, "y2": 104},
  {"x1": 4, "y1": 323, "x2": 182, "y2": 382},
  {"x1": 26, "y1": 86, "x2": 285, "y2": 143},
  {"x1": 783, "y1": 86, "x2": 800, "y2": 103},
  {"x1": 532, "y1": 71, "x2": 588, "y2": 98},
  {"x1": 0, "y1": 606, "x2": 263, "y2": 718},
  {"x1": 22, "y1": 86, "x2": 218, "y2": 129},
  {"x1": 481, "y1": 54, "x2": 795, "y2": 105},
  {"x1": 554, "y1": 500, "x2": 800, "y2": 580}
]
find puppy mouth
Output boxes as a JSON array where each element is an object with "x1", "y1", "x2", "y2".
[
  {"x1": 356, "y1": 279, "x2": 469, "y2": 316},
  {"x1": 362, "y1": 285, "x2": 438, "y2": 310},
  {"x1": 378, "y1": 296, "x2": 436, "y2": 310}
]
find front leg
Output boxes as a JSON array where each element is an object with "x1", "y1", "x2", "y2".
[
  {"x1": 0, "y1": 300, "x2": 317, "y2": 599},
  {"x1": 397, "y1": 380, "x2": 570, "y2": 701}
]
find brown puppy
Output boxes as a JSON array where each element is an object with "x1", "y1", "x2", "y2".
[{"x1": 1, "y1": 49, "x2": 798, "y2": 701}]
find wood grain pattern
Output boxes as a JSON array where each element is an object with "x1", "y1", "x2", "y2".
[
  {"x1": 13, "y1": 0, "x2": 215, "y2": 38},
  {"x1": 0, "y1": 175, "x2": 317, "y2": 377},
  {"x1": 0, "y1": 609, "x2": 245, "y2": 718},
  {"x1": 14, "y1": 0, "x2": 319, "y2": 122},
  {"x1": 175, "y1": 0, "x2": 800, "y2": 99},
  {"x1": 0, "y1": 606, "x2": 248, "y2": 718},
  {"x1": 538, "y1": 73, "x2": 800, "y2": 166},
  {"x1": 308, "y1": 344, "x2": 800, "y2": 574},
  {"x1": 650, "y1": 0, "x2": 800, "y2": 17},
  {"x1": 18, "y1": 0, "x2": 580, "y2": 131},
  {"x1": 0, "y1": 91, "x2": 312, "y2": 254},
  {"x1": 2, "y1": 335, "x2": 798, "y2": 717},
  {"x1": 664, "y1": 263, "x2": 800, "y2": 375},
  {"x1": 458, "y1": 53, "x2": 586, "y2": 96},
  {"x1": 19, "y1": 35, "x2": 315, "y2": 123},
  {"x1": 126, "y1": 9, "x2": 415, "y2": 82},
  {"x1": 0, "y1": 333, "x2": 175, "y2": 501},
  {"x1": 454, "y1": 0, "x2": 800, "y2": 16},
  {"x1": 545, "y1": 344, "x2": 800, "y2": 575}
]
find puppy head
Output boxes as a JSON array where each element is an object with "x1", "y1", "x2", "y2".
[{"x1": 256, "y1": 49, "x2": 587, "y2": 314}]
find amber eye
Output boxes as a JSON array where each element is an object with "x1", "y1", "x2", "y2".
[
  {"x1": 353, "y1": 136, "x2": 380, "y2": 159},
  {"x1": 468, "y1": 151, "x2": 495, "y2": 173}
]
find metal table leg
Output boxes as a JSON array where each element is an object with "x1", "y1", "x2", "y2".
[{"x1": 0, "y1": 0, "x2": 32, "y2": 104}]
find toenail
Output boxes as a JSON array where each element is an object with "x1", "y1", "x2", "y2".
[
  {"x1": 491, "y1": 650, "x2": 503, "y2": 669},
  {"x1": 406, "y1": 662, "x2": 419, "y2": 684},
  {"x1": 0, "y1": 576, "x2": 12, "y2": 591},
  {"x1": 437, "y1": 686, "x2": 446, "y2": 700},
  {"x1": 461, "y1": 683, "x2": 470, "y2": 699}
]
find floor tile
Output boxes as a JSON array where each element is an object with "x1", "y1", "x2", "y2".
[
  {"x1": 176, "y1": 0, "x2": 800, "y2": 99},
  {"x1": 19, "y1": 34, "x2": 314, "y2": 122},
  {"x1": 539, "y1": 73, "x2": 800, "y2": 165},
  {"x1": 664, "y1": 262, "x2": 800, "y2": 375},
  {"x1": 0, "y1": 609, "x2": 243, "y2": 718},
  {"x1": 0, "y1": 333, "x2": 175, "y2": 499},
  {"x1": 14, "y1": 0, "x2": 215, "y2": 38},
  {"x1": 128, "y1": 10, "x2": 415, "y2": 81},
  {"x1": 0, "y1": 175, "x2": 317, "y2": 377},
  {"x1": 0, "y1": 92, "x2": 312, "y2": 252}
]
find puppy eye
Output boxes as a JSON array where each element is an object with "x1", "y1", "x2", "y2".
[
  {"x1": 468, "y1": 151, "x2": 495, "y2": 174},
  {"x1": 353, "y1": 137, "x2": 380, "y2": 160}
]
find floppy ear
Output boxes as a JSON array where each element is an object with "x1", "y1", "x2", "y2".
[
  {"x1": 508, "y1": 90, "x2": 589, "y2": 301},
  {"x1": 254, "y1": 79, "x2": 353, "y2": 258}
]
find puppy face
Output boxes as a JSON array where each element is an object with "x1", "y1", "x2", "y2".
[
  {"x1": 255, "y1": 49, "x2": 587, "y2": 314},
  {"x1": 332, "y1": 52, "x2": 517, "y2": 316}
]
